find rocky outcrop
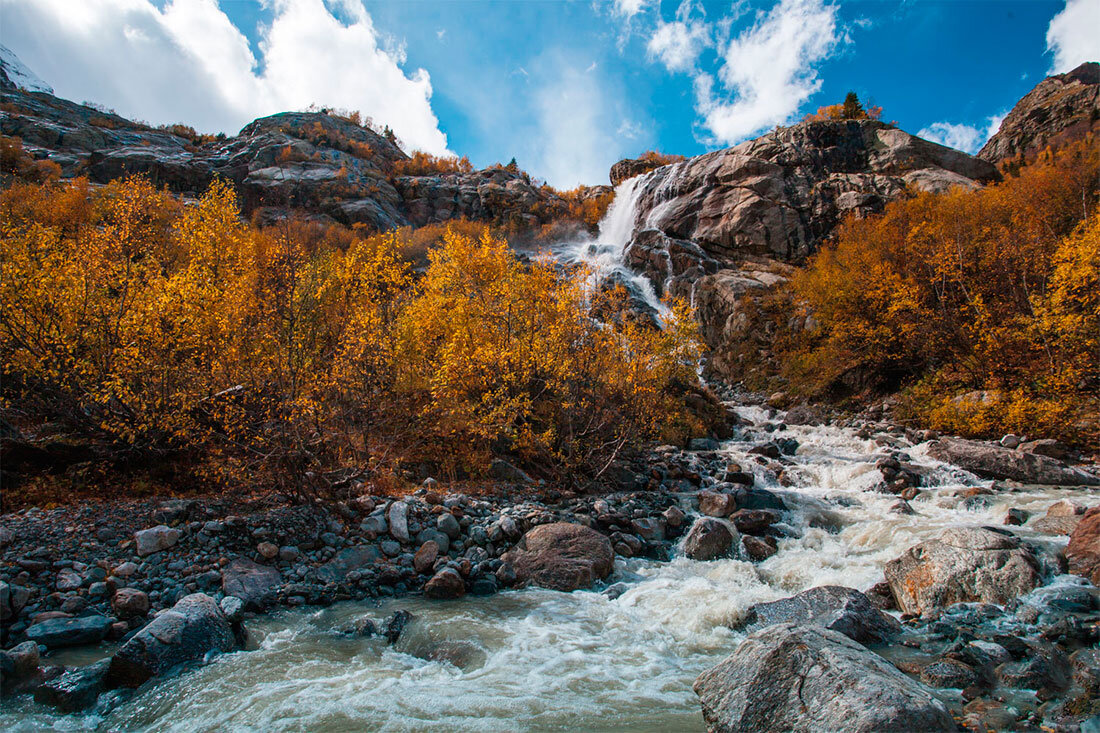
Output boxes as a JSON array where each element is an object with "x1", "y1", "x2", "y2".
[
  {"x1": 0, "y1": 50, "x2": 567, "y2": 233},
  {"x1": 927, "y1": 438, "x2": 1100, "y2": 486},
  {"x1": 884, "y1": 527, "x2": 1041, "y2": 615},
  {"x1": 502, "y1": 522, "x2": 614, "y2": 591},
  {"x1": 682, "y1": 517, "x2": 737, "y2": 560},
  {"x1": 740, "y1": 586, "x2": 900, "y2": 644},
  {"x1": 105, "y1": 593, "x2": 236, "y2": 688},
  {"x1": 610, "y1": 156, "x2": 674, "y2": 186},
  {"x1": 979, "y1": 62, "x2": 1100, "y2": 166},
  {"x1": 693, "y1": 623, "x2": 954, "y2": 733},
  {"x1": 1066, "y1": 507, "x2": 1100, "y2": 584}
]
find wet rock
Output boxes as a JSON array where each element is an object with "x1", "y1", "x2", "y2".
[
  {"x1": 885, "y1": 526, "x2": 1041, "y2": 615},
  {"x1": 502, "y1": 522, "x2": 614, "y2": 592},
  {"x1": 865, "y1": 581, "x2": 898, "y2": 611},
  {"x1": 741, "y1": 586, "x2": 900, "y2": 645},
  {"x1": 698, "y1": 491, "x2": 737, "y2": 517},
  {"x1": 996, "y1": 641, "x2": 1071, "y2": 691},
  {"x1": 424, "y1": 568, "x2": 465, "y2": 599},
  {"x1": 1033, "y1": 500, "x2": 1088, "y2": 535},
  {"x1": 683, "y1": 517, "x2": 737, "y2": 561},
  {"x1": 25, "y1": 615, "x2": 112, "y2": 649},
  {"x1": 55, "y1": 568, "x2": 82, "y2": 591},
  {"x1": 919, "y1": 658, "x2": 982, "y2": 689},
  {"x1": 382, "y1": 610, "x2": 412, "y2": 643},
  {"x1": 111, "y1": 588, "x2": 149, "y2": 619},
  {"x1": 313, "y1": 545, "x2": 381, "y2": 584},
  {"x1": 732, "y1": 486, "x2": 786, "y2": 512},
  {"x1": 729, "y1": 509, "x2": 778, "y2": 536},
  {"x1": 741, "y1": 535, "x2": 777, "y2": 562},
  {"x1": 221, "y1": 557, "x2": 281, "y2": 610},
  {"x1": 0, "y1": 581, "x2": 31, "y2": 621},
  {"x1": 134, "y1": 525, "x2": 181, "y2": 557},
  {"x1": 784, "y1": 405, "x2": 824, "y2": 426},
  {"x1": 631, "y1": 517, "x2": 666, "y2": 542},
  {"x1": 0, "y1": 640, "x2": 40, "y2": 691},
  {"x1": 693, "y1": 623, "x2": 954, "y2": 733},
  {"x1": 219, "y1": 596, "x2": 244, "y2": 623},
  {"x1": 413, "y1": 541, "x2": 440, "y2": 574},
  {"x1": 418, "y1": 640, "x2": 486, "y2": 670},
  {"x1": 33, "y1": 658, "x2": 109, "y2": 712},
  {"x1": 257, "y1": 541, "x2": 279, "y2": 560},
  {"x1": 662, "y1": 505, "x2": 685, "y2": 527},
  {"x1": 1004, "y1": 507, "x2": 1029, "y2": 526},
  {"x1": 106, "y1": 593, "x2": 235, "y2": 688},
  {"x1": 689, "y1": 437, "x2": 720, "y2": 451},
  {"x1": 926, "y1": 437, "x2": 1099, "y2": 485},
  {"x1": 436, "y1": 512, "x2": 462, "y2": 540},
  {"x1": 1066, "y1": 507, "x2": 1100, "y2": 584}
]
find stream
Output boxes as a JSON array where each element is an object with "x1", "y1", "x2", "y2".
[{"x1": 5, "y1": 406, "x2": 1096, "y2": 732}]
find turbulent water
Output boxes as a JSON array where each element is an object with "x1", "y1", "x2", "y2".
[{"x1": 6, "y1": 408, "x2": 1097, "y2": 732}]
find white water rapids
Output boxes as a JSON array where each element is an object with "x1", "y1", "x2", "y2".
[{"x1": 6, "y1": 408, "x2": 1097, "y2": 732}]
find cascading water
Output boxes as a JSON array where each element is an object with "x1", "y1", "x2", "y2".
[
  {"x1": 6, "y1": 410, "x2": 1097, "y2": 732},
  {"x1": 560, "y1": 176, "x2": 666, "y2": 316}
]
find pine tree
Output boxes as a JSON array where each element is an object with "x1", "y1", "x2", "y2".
[{"x1": 842, "y1": 92, "x2": 864, "y2": 119}]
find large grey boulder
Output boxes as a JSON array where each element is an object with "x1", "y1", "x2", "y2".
[
  {"x1": 313, "y1": 545, "x2": 380, "y2": 584},
  {"x1": 133, "y1": 525, "x2": 181, "y2": 557},
  {"x1": 105, "y1": 593, "x2": 236, "y2": 688},
  {"x1": 927, "y1": 437, "x2": 1099, "y2": 486},
  {"x1": 34, "y1": 659, "x2": 110, "y2": 712},
  {"x1": 885, "y1": 526, "x2": 1041, "y2": 615},
  {"x1": 741, "y1": 586, "x2": 900, "y2": 644},
  {"x1": 693, "y1": 624, "x2": 954, "y2": 733},
  {"x1": 683, "y1": 517, "x2": 737, "y2": 561},
  {"x1": 501, "y1": 522, "x2": 614, "y2": 591},
  {"x1": 221, "y1": 557, "x2": 281, "y2": 609},
  {"x1": 25, "y1": 615, "x2": 112, "y2": 649}
]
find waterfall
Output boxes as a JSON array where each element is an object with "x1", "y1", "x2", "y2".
[{"x1": 561, "y1": 175, "x2": 666, "y2": 316}]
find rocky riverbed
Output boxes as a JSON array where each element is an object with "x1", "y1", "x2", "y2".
[{"x1": 2, "y1": 398, "x2": 1100, "y2": 731}]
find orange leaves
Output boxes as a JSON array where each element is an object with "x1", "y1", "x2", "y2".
[{"x1": 392, "y1": 151, "x2": 474, "y2": 177}]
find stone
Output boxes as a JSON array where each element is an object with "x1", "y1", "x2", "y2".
[
  {"x1": 1000, "y1": 434, "x2": 1021, "y2": 449},
  {"x1": 111, "y1": 588, "x2": 150, "y2": 619},
  {"x1": 134, "y1": 525, "x2": 181, "y2": 557},
  {"x1": 1004, "y1": 507, "x2": 1029, "y2": 526},
  {"x1": 920, "y1": 658, "x2": 982, "y2": 689},
  {"x1": 221, "y1": 557, "x2": 281, "y2": 610},
  {"x1": 1, "y1": 640, "x2": 40, "y2": 688},
  {"x1": 885, "y1": 526, "x2": 1041, "y2": 615},
  {"x1": 414, "y1": 541, "x2": 440, "y2": 574},
  {"x1": 278, "y1": 545, "x2": 300, "y2": 562},
  {"x1": 152, "y1": 499, "x2": 198, "y2": 525},
  {"x1": 34, "y1": 659, "x2": 110, "y2": 712},
  {"x1": 693, "y1": 624, "x2": 954, "y2": 733},
  {"x1": 689, "y1": 437, "x2": 720, "y2": 451},
  {"x1": 1019, "y1": 438, "x2": 1072, "y2": 460},
  {"x1": 502, "y1": 522, "x2": 614, "y2": 592},
  {"x1": 219, "y1": 596, "x2": 244, "y2": 623},
  {"x1": 741, "y1": 586, "x2": 901, "y2": 644},
  {"x1": 682, "y1": 517, "x2": 737, "y2": 561},
  {"x1": 698, "y1": 491, "x2": 737, "y2": 517},
  {"x1": 662, "y1": 505, "x2": 685, "y2": 527},
  {"x1": 424, "y1": 568, "x2": 465, "y2": 599},
  {"x1": 25, "y1": 615, "x2": 112, "y2": 649},
  {"x1": 1066, "y1": 507, "x2": 1100, "y2": 584},
  {"x1": 113, "y1": 561, "x2": 139, "y2": 577},
  {"x1": 631, "y1": 517, "x2": 666, "y2": 542},
  {"x1": 436, "y1": 512, "x2": 461, "y2": 540},
  {"x1": 0, "y1": 581, "x2": 31, "y2": 621},
  {"x1": 729, "y1": 509, "x2": 778, "y2": 536},
  {"x1": 784, "y1": 405, "x2": 824, "y2": 426},
  {"x1": 313, "y1": 545, "x2": 381, "y2": 584},
  {"x1": 489, "y1": 458, "x2": 533, "y2": 483},
  {"x1": 741, "y1": 535, "x2": 777, "y2": 561},
  {"x1": 106, "y1": 593, "x2": 235, "y2": 688},
  {"x1": 257, "y1": 541, "x2": 279, "y2": 559},
  {"x1": 55, "y1": 568, "x2": 82, "y2": 591},
  {"x1": 387, "y1": 501, "x2": 410, "y2": 542},
  {"x1": 926, "y1": 437, "x2": 1099, "y2": 485}
]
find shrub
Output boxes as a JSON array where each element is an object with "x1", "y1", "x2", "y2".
[{"x1": 392, "y1": 152, "x2": 474, "y2": 177}]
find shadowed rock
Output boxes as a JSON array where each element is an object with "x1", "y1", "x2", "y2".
[{"x1": 502, "y1": 522, "x2": 614, "y2": 591}]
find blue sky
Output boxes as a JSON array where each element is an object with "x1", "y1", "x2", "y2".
[{"x1": 2, "y1": 0, "x2": 1097, "y2": 187}]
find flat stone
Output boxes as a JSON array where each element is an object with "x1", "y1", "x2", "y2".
[{"x1": 25, "y1": 615, "x2": 112, "y2": 649}]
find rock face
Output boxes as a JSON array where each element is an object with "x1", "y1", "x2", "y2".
[
  {"x1": 106, "y1": 593, "x2": 236, "y2": 688},
  {"x1": 693, "y1": 623, "x2": 954, "y2": 733},
  {"x1": 979, "y1": 62, "x2": 1100, "y2": 166},
  {"x1": 885, "y1": 527, "x2": 1041, "y2": 615},
  {"x1": 927, "y1": 438, "x2": 1100, "y2": 486},
  {"x1": 0, "y1": 51, "x2": 568, "y2": 233},
  {"x1": 741, "y1": 586, "x2": 900, "y2": 644},
  {"x1": 610, "y1": 156, "x2": 675, "y2": 186},
  {"x1": 502, "y1": 522, "x2": 614, "y2": 591},
  {"x1": 1066, "y1": 507, "x2": 1100, "y2": 584}
]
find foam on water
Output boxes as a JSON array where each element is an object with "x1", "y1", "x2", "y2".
[{"x1": 6, "y1": 414, "x2": 1098, "y2": 731}]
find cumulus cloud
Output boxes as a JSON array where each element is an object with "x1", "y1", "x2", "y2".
[
  {"x1": 1046, "y1": 0, "x2": 1100, "y2": 73},
  {"x1": 917, "y1": 113, "x2": 1006, "y2": 154},
  {"x1": 647, "y1": 19, "x2": 710, "y2": 72},
  {"x1": 612, "y1": 0, "x2": 649, "y2": 19},
  {"x1": 694, "y1": 0, "x2": 842, "y2": 144},
  {"x1": 0, "y1": 0, "x2": 450, "y2": 153}
]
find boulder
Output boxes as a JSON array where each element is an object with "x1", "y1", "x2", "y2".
[
  {"x1": 926, "y1": 437, "x2": 1099, "y2": 486},
  {"x1": 221, "y1": 557, "x2": 281, "y2": 609},
  {"x1": 111, "y1": 588, "x2": 150, "y2": 619},
  {"x1": 423, "y1": 568, "x2": 466, "y2": 599},
  {"x1": 33, "y1": 659, "x2": 110, "y2": 712},
  {"x1": 134, "y1": 525, "x2": 181, "y2": 557},
  {"x1": 387, "y1": 501, "x2": 410, "y2": 543},
  {"x1": 694, "y1": 623, "x2": 954, "y2": 733},
  {"x1": 1033, "y1": 500, "x2": 1088, "y2": 535},
  {"x1": 106, "y1": 593, "x2": 235, "y2": 688},
  {"x1": 414, "y1": 540, "x2": 440, "y2": 574},
  {"x1": 729, "y1": 509, "x2": 778, "y2": 536},
  {"x1": 502, "y1": 522, "x2": 614, "y2": 591},
  {"x1": 0, "y1": 640, "x2": 40, "y2": 690},
  {"x1": 1066, "y1": 507, "x2": 1100, "y2": 584},
  {"x1": 698, "y1": 491, "x2": 737, "y2": 517},
  {"x1": 683, "y1": 517, "x2": 737, "y2": 561},
  {"x1": 25, "y1": 615, "x2": 112, "y2": 649},
  {"x1": 885, "y1": 527, "x2": 1041, "y2": 615},
  {"x1": 313, "y1": 545, "x2": 380, "y2": 584},
  {"x1": 0, "y1": 581, "x2": 31, "y2": 622},
  {"x1": 741, "y1": 586, "x2": 900, "y2": 644}
]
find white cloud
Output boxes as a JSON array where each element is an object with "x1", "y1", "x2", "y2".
[
  {"x1": 1046, "y1": 0, "x2": 1100, "y2": 73},
  {"x1": 617, "y1": 119, "x2": 644, "y2": 139},
  {"x1": 917, "y1": 122, "x2": 983, "y2": 154},
  {"x1": 0, "y1": 0, "x2": 450, "y2": 154},
  {"x1": 612, "y1": 0, "x2": 649, "y2": 19},
  {"x1": 917, "y1": 112, "x2": 1007, "y2": 154},
  {"x1": 647, "y1": 19, "x2": 710, "y2": 72},
  {"x1": 693, "y1": 0, "x2": 842, "y2": 144}
]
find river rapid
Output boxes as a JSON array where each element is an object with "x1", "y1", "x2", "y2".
[{"x1": 5, "y1": 406, "x2": 1096, "y2": 732}]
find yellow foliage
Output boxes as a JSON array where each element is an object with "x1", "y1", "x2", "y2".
[{"x1": 392, "y1": 152, "x2": 474, "y2": 177}]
